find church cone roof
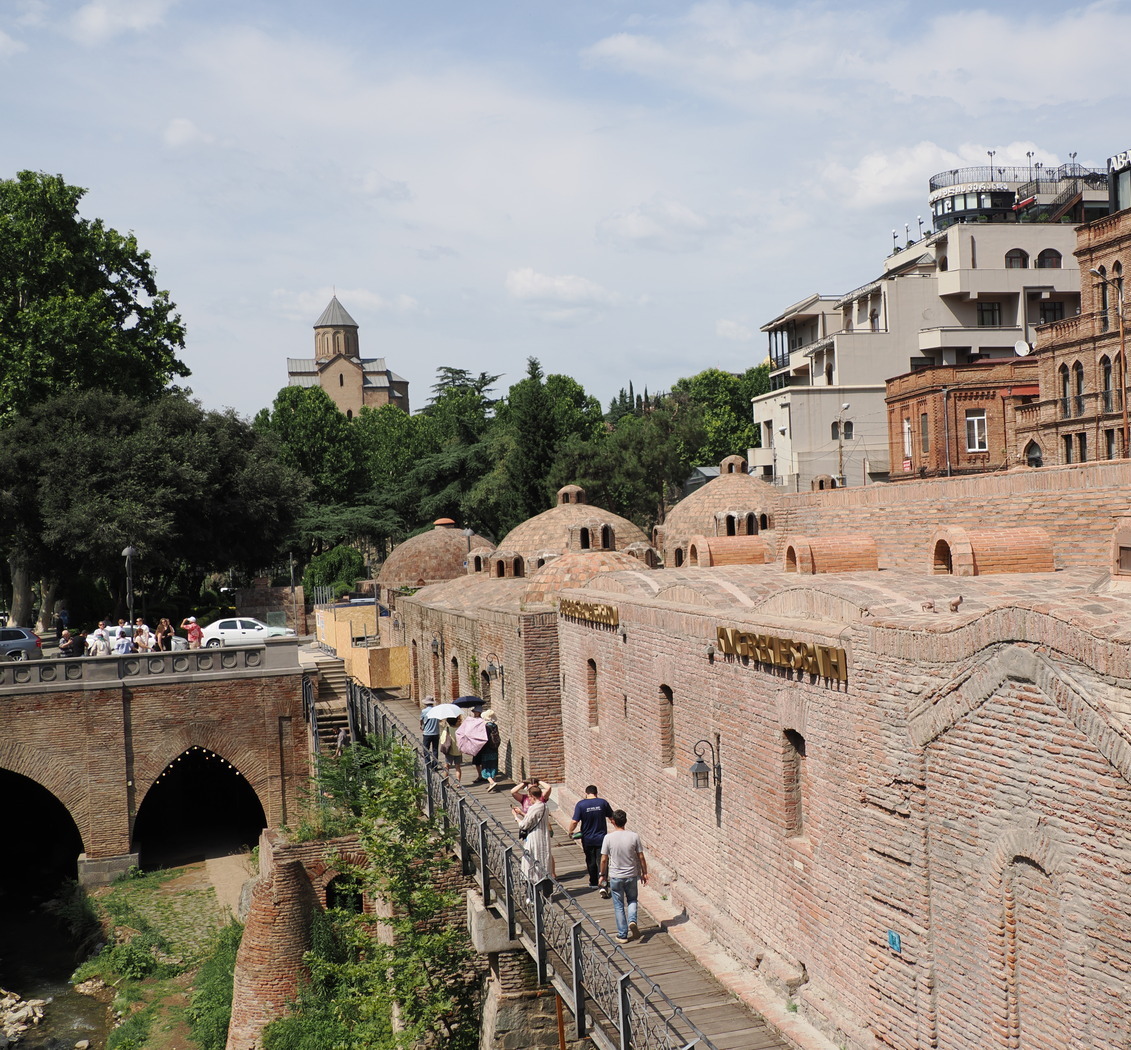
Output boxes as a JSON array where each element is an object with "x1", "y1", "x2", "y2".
[{"x1": 314, "y1": 296, "x2": 359, "y2": 329}]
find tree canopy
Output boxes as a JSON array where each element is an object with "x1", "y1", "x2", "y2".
[{"x1": 0, "y1": 170, "x2": 189, "y2": 422}]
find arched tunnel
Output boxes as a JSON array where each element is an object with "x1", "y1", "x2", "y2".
[
  {"x1": 132, "y1": 746, "x2": 267, "y2": 870},
  {"x1": 0, "y1": 768, "x2": 84, "y2": 899}
]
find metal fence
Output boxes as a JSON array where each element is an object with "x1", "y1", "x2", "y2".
[{"x1": 347, "y1": 680, "x2": 717, "y2": 1050}]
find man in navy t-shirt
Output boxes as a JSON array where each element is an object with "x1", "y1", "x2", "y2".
[{"x1": 568, "y1": 785, "x2": 614, "y2": 888}]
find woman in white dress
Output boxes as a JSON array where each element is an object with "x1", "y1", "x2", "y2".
[{"x1": 516, "y1": 784, "x2": 553, "y2": 892}]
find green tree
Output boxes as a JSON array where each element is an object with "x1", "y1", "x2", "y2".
[
  {"x1": 0, "y1": 170, "x2": 188, "y2": 423},
  {"x1": 303, "y1": 544, "x2": 366, "y2": 597},
  {"x1": 672, "y1": 364, "x2": 769, "y2": 463}
]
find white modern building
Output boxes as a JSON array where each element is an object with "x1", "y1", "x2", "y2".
[{"x1": 751, "y1": 162, "x2": 1106, "y2": 491}]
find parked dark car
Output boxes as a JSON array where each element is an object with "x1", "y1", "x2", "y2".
[{"x1": 0, "y1": 627, "x2": 43, "y2": 661}]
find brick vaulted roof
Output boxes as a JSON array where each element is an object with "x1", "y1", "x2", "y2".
[
  {"x1": 658, "y1": 467, "x2": 777, "y2": 552},
  {"x1": 496, "y1": 491, "x2": 648, "y2": 561},
  {"x1": 377, "y1": 522, "x2": 491, "y2": 590}
]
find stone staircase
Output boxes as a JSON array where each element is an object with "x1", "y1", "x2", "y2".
[{"x1": 309, "y1": 654, "x2": 350, "y2": 753}]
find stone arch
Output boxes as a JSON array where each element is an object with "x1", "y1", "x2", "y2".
[
  {"x1": 0, "y1": 741, "x2": 89, "y2": 854},
  {"x1": 305, "y1": 847, "x2": 370, "y2": 908},
  {"x1": 720, "y1": 455, "x2": 748, "y2": 474},
  {"x1": 781, "y1": 535, "x2": 878, "y2": 574},
  {"x1": 929, "y1": 526, "x2": 1053, "y2": 576},
  {"x1": 811, "y1": 473, "x2": 838, "y2": 491},
  {"x1": 132, "y1": 734, "x2": 270, "y2": 817}
]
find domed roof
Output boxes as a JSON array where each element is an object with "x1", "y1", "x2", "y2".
[
  {"x1": 377, "y1": 521, "x2": 491, "y2": 590},
  {"x1": 522, "y1": 549, "x2": 645, "y2": 605},
  {"x1": 658, "y1": 456, "x2": 777, "y2": 559},
  {"x1": 496, "y1": 486, "x2": 648, "y2": 560}
]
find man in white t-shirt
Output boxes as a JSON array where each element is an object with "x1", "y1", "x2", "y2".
[{"x1": 599, "y1": 809, "x2": 648, "y2": 943}]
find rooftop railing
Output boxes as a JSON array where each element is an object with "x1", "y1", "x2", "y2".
[{"x1": 929, "y1": 163, "x2": 1106, "y2": 192}]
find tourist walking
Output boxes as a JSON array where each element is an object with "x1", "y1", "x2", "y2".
[
  {"x1": 420, "y1": 697, "x2": 441, "y2": 761},
  {"x1": 478, "y1": 708, "x2": 501, "y2": 790},
  {"x1": 456, "y1": 708, "x2": 489, "y2": 782},
  {"x1": 600, "y1": 810, "x2": 649, "y2": 943},
  {"x1": 516, "y1": 783, "x2": 553, "y2": 895},
  {"x1": 334, "y1": 725, "x2": 349, "y2": 758},
  {"x1": 568, "y1": 784, "x2": 614, "y2": 889},
  {"x1": 511, "y1": 776, "x2": 552, "y2": 815},
  {"x1": 439, "y1": 717, "x2": 464, "y2": 782},
  {"x1": 180, "y1": 615, "x2": 203, "y2": 649}
]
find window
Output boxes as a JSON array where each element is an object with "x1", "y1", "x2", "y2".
[
  {"x1": 601, "y1": 525, "x2": 612, "y2": 549},
  {"x1": 725, "y1": 514, "x2": 737, "y2": 536},
  {"x1": 1063, "y1": 434, "x2": 1074, "y2": 464},
  {"x1": 965, "y1": 409, "x2": 988, "y2": 452},
  {"x1": 1098, "y1": 265, "x2": 1110, "y2": 332},
  {"x1": 1077, "y1": 433, "x2": 1087, "y2": 463},
  {"x1": 1059, "y1": 365, "x2": 1071, "y2": 418},
  {"x1": 1005, "y1": 249, "x2": 1029, "y2": 268},
  {"x1": 1040, "y1": 300, "x2": 1065, "y2": 325},
  {"x1": 450, "y1": 657, "x2": 460, "y2": 699},
  {"x1": 920, "y1": 413, "x2": 930, "y2": 455},
  {"x1": 783, "y1": 730, "x2": 806, "y2": 837},
  {"x1": 587, "y1": 659, "x2": 598, "y2": 727},
  {"x1": 1102, "y1": 357, "x2": 1113, "y2": 412},
  {"x1": 579, "y1": 527, "x2": 590, "y2": 550},
  {"x1": 1106, "y1": 430, "x2": 1117, "y2": 459},
  {"x1": 902, "y1": 418, "x2": 913, "y2": 457},
  {"x1": 659, "y1": 686, "x2": 674, "y2": 767},
  {"x1": 1036, "y1": 249, "x2": 1062, "y2": 269},
  {"x1": 843, "y1": 421, "x2": 854, "y2": 440},
  {"x1": 1073, "y1": 362, "x2": 1085, "y2": 416},
  {"x1": 831, "y1": 421, "x2": 839, "y2": 440},
  {"x1": 977, "y1": 301, "x2": 1002, "y2": 327},
  {"x1": 1025, "y1": 441, "x2": 1043, "y2": 467}
]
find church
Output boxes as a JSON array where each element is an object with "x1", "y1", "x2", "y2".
[{"x1": 286, "y1": 296, "x2": 410, "y2": 417}]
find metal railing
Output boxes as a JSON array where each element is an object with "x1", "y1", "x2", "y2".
[
  {"x1": 347, "y1": 680, "x2": 719, "y2": 1050},
  {"x1": 929, "y1": 164, "x2": 1106, "y2": 192},
  {"x1": 302, "y1": 674, "x2": 320, "y2": 755}
]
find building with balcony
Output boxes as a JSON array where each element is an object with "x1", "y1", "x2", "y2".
[
  {"x1": 1014, "y1": 205, "x2": 1131, "y2": 467},
  {"x1": 755, "y1": 167, "x2": 1096, "y2": 490}
]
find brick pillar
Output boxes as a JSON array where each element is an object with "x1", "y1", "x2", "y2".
[
  {"x1": 480, "y1": 950, "x2": 586, "y2": 1050},
  {"x1": 226, "y1": 859, "x2": 317, "y2": 1050}
]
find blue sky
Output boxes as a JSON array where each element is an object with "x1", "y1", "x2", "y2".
[{"x1": 3, "y1": 0, "x2": 1129, "y2": 417}]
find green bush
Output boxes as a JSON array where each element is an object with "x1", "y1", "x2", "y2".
[
  {"x1": 303, "y1": 544, "x2": 365, "y2": 594},
  {"x1": 106, "y1": 1004, "x2": 155, "y2": 1050},
  {"x1": 187, "y1": 921, "x2": 244, "y2": 1050}
]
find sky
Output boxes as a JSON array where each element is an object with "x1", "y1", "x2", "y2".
[{"x1": 3, "y1": 0, "x2": 1130, "y2": 418}]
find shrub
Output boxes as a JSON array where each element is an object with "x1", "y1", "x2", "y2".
[{"x1": 187, "y1": 922, "x2": 244, "y2": 1050}]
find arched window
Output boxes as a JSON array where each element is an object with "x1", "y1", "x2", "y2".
[
  {"x1": 933, "y1": 539, "x2": 953, "y2": 574},
  {"x1": 1116, "y1": 261, "x2": 1125, "y2": 310},
  {"x1": 1098, "y1": 265, "x2": 1110, "y2": 332},
  {"x1": 1073, "y1": 361, "x2": 1085, "y2": 416},
  {"x1": 1005, "y1": 249, "x2": 1029, "y2": 269},
  {"x1": 450, "y1": 656, "x2": 459, "y2": 699},
  {"x1": 1025, "y1": 441, "x2": 1043, "y2": 468},
  {"x1": 825, "y1": 363, "x2": 834, "y2": 385},
  {"x1": 725, "y1": 515, "x2": 736, "y2": 536},
  {"x1": 1036, "y1": 249, "x2": 1062, "y2": 269},
  {"x1": 587, "y1": 659, "x2": 598, "y2": 727},
  {"x1": 513, "y1": 557, "x2": 524, "y2": 578},
  {"x1": 494, "y1": 560, "x2": 505, "y2": 578},
  {"x1": 1102, "y1": 356, "x2": 1113, "y2": 412},
  {"x1": 831, "y1": 421, "x2": 840, "y2": 440},
  {"x1": 674, "y1": 548, "x2": 684, "y2": 567},
  {"x1": 346, "y1": 409, "x2": 352, "y2": 420},
  {"x1": 938, "y1": 255, "x2": 948, "y2": 271},
  {"x1": 782, "y1": 730, "x2": 806, "y2": 836},
  {"x1": 659, "y1": 685, "x2": 674, "y2": 767},
  {"x1": 843, "y1": 421, "x2": 854, "y2": 440},
  {"x1": 601, "y1": 525, "x2": 612, "y2": 549},
  {"x1": 759, "y1": 513, "x2": 769, "y2": 530},
  {"x1": 785, "y1": 545, "x2": 798, "y2": 572},
  {"x1": 579, "y1": 527, "x2": 590, "y2": 550},
  {"x1": 1059, "y1": 364, "x2": 1070, "y2": 418},
  {"x1": 562, "y1": 492, "x2": 571, "y2": 503},
  {"x1": 473, "y1": 555, "x2": 483, "y2": 573},
  {"x1": 326, "y1": 874, "x2": 363, "y2": 913},
  {"x1": 746, "y1": 513, "x2": 757, "y2": 535}
]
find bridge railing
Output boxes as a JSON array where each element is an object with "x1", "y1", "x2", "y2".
[{"x1": 347, "y1": 680, "x2": 719, "y2": 1050}]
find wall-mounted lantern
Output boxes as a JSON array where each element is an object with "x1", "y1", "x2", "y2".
[
  {"x1": 690, "y1": 738, "x2": 721, "y2": 790},
  {"x1": 485, "y1": 652, "x2": 503, "y2": 680}
]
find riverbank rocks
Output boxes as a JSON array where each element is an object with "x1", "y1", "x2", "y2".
[{"x1": 0, "y1": 988, "x2": 46, "y2": 1042}]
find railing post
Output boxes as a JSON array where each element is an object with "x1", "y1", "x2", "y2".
[
  {"x1": 458, "y1": 797, "x2": 471, "y2": 876},
  {"x1": 478, "y1": 820, "x2": 491, "y2": 906},
  {"x1": 533, "y1": 880, "x2": 548, "y2": 985},
  {"x1": 439, "y1": 779, "x2": 451, "y2": 833},
  {"x1": 571, "y1": 921, "x2": 587, "y2": 1038},
  {"x1": 503, "y1": 847, "x2": 516, "y2": 941},
  {"x1": 425, "y1": 764, "x2": 435, "y2": 820},
  {"x1": 618, "y1": 972, "x2": 632, "y2": 1050}
]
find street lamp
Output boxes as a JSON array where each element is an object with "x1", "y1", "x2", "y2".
[
  {"x1": 122, "y1": 546, "x2": 138, "y2": 626},
  {"x1": 835, "y1": 403, "x2": 852, "y2": 486},
  {"x1": 689, "y1": 738, "x2": 721, "y2": 789},
  {"x1": 1089, "y1": 268, "x2": 1129, "y2": 457}
]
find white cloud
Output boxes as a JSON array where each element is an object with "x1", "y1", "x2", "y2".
[
  {"x1": 505, "y1": 267, "x2": 619, "y2": 325},
  {"x1": 598, "y1": 198, "x2": 731, "y2": 253},
  {"x1": 822, "y1": 140, "x2": 1061, "y2": 210},
  {"x1": 0, "y1": 28, "x2": 26, "y2": 57},
  {"x1": 271, "y1": 287, "x2": 419, "y2": 323},
  {"x1": 359, "y1": 170, "x2": 411, "y2": 202},
  {"x1": 162, "y1": 117, "x2": 211, "y2": 148},
  {"x1": 69, "y1": 0, "x2": 173, "y2": 44},
  {"x1": 716, "y1": 319, "x2": 753, "y2": 342}
]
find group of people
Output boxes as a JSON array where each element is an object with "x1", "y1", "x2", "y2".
[
  {"x1": 419, "y1": 698, "x2": 502, "y2": 789},
  {"x1": 54, "y1": 614, "x2": 204, "y2": 657}
]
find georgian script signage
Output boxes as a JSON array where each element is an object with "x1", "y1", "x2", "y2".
[
  {"x1": 716, "y1": 627, "x2": 848, "y2": 683},
  {"x1": 560, "y1": 599, "x2": 619, "y2": 627}
]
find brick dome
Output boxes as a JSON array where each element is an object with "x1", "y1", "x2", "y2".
[
  {"x1": 657, "y1": 457, "x2": 777, "y2": 565},
  {"x1": 522, "y1": 549, "x2": 646, "y2": 605},
  {"x1": 377, "y1": 521, "x2": 490, "y2": 591},
  {"x1": 495, "y1": 487, "x2": 648, "y2": 562}
]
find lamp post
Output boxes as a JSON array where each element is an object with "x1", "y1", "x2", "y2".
[
  {"x1": 835, "y1": 403, "x2": 852, "y2": 486},
  {"x1": 122, "y1": 546, "x2": 138, "y2": 626},
  {"x1": 1089, "y1": 268, "x2": 1129, "y2": 457}
]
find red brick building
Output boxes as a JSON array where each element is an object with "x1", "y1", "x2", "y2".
[{"x1": 885, "y1": 358, "x2": 1040, "y2": 478}]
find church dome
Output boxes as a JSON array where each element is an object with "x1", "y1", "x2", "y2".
[
  {"x1": 377, "y1": 521, "x2": 490, "y2": 591},
  {"x1": 656, "y1": 456, "x2": 777, "y2": 565},
  {"x1": 495, "y1": 486, "x2": 648, "y2": 563},
  {"x1": 521, "y1": 549, "x2": 645, "y2": 605}
]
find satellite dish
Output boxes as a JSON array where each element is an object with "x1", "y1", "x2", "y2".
[{"x1": 1014, "y1": 340, "x2": 1032, "y2": 357}]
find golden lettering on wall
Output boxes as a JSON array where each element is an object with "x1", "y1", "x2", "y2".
[
  {"x1": 560, "y1": 599, "x2": 620, "y2": 627},
  {"x1": 716, "y1": 627, "x2": 848, "y2": 683}
]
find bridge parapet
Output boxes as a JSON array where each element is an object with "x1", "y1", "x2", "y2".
[{"x1": 0, "y1": 637, "x2": 301, "y2": 695}]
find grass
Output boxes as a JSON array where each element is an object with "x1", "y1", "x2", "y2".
[{"x1": 73, "y1": 861, "x2": 244, "y2": 1050}]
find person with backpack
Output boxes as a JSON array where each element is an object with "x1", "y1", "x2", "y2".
[
  {"x1": 479, "y1": 708, "x2": 501, "y2": 790},
  {"x1": 439, "y1": 717, "x2": 464, "y2": 783}
]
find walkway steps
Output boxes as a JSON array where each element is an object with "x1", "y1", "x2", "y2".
[
  {"x1": 308, "y1": 654, "x2": 349, "y2": 752},
  {"x1": 378, "y1": 693, "x2": 789, "y2": 1050}
]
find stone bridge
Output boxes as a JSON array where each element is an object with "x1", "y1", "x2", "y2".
[{"x1": 0, "y1": 640, "x2": 308, "y2": 884}]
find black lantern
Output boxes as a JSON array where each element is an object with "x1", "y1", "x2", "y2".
[{"x1": 689, "y1": 738, "x2": 721, "y2": 790}]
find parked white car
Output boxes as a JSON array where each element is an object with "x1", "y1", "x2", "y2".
[{"x1": 200, "y1": 617, "x2": 296, "y2": 647}]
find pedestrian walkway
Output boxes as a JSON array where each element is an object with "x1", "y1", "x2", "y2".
[{"x1": 378, "y1": 691, "x2": 789, "y2": 1050}]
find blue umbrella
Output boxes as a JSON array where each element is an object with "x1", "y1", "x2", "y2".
[{"x1": 454, "y1": 695, "x2": 484, "y2": 708}]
